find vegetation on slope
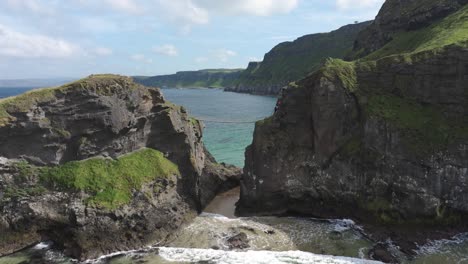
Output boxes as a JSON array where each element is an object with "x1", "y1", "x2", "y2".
[
  {"x1": 134, "y1": 69, "x2": 243, "y2": 88},
  {"x1": 365, "y1": 4, "x2": 468, "y2": 60},
  {"x1": 40, "y1": 148, "x2": 180, "y2": 209},
  {"x1": 232, "y1": 21, "x2": 371, "y2": 92},
  {"x1": 0, "y1": 88, "x2": 56, "y2": 126},
  {"x1": 312, "y1": 3, "x2": 468, "y2": 156}
]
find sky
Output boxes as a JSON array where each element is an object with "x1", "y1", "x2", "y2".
[{"x1": 0, "y1": 0, "x2": 385, "y2": 79}]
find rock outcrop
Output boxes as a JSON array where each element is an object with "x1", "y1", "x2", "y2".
[
  {"x1": 237, "y1": 0, "x2": 468, "y2": 238},
  {"x1": 0, "y1": 75, "x2": 240, "y2": 260}
]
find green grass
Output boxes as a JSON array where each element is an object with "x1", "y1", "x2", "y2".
[
  {"x1": 317, "y1": 20, "x2": 468, "y2": 155},
  {"x1": 366, "y1": 4, "x2": 468, "y2": 60},
  {"x1": 135, "y1": 70, "x2": 243, "y2": 88},
  {"x1": 321, "y1": 58, "x2": 357, "y2": 92},
  {"x1": 256, "y1": 116, "x2": 274, "y2": 126},
  {"x1": 4, "y1": 186, "x2": 47, "y2": 199},
  {"x1": 0, "y1": 88, "x2": 56, "y2": 126},
  {"x1": 39, "y1": 148, "x2": 180, "y2": 209},
  {"x1": 366, "y1": 94, "x2": 468, "y2": 154}
]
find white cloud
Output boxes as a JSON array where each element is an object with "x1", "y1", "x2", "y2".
[
  {"x1": 103, "y1": 0, "x2": 141, "y2": 14},
  {"x1": 152, "y1": 44, "x2": 178, "y2": 56},
  {"x1": 4, "y1": 0, "x2": 53, "y2": 14},
  {"x1": 214, "y1": 49, "x2": 236, "y2": 62},
  {"x1": 79, "y1": 17, "x2": 119, "y2": 33},
  {"x1": 336, "y1": 0, "x2": 384, "y2": 10},
  {"x1": 130, "y1": 54, "x2": 153, "y2": 64},
  {"x1": 2, "y1": 0, "x2": 299, "y2": 33},
  {"x1": 155, "y1": 0, "x2": 209, "y2": 32},
  {"x1": 0, "y1": 24, "x2": 80, "y2": 58},
  {"x1": 194, "y1": 0, "x2": 299, "y2": 16},
  {"x1": 195, "y1": 56, "x2": 208, "y2": 63},
  {"x1": 93, "y1": 47, "x2": 113, "y2": 56},
  {"x1": 153, "y1": 0, "x2": 298, "y2": 31}
]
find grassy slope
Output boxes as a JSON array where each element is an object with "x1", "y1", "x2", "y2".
[
  {"x1": 134, "y1": 69, "x2": 243, "y2": 88},
  {"x1": 234, "y1": 21, "x2": 371, "y2": 90},
  {"x1": 365, "y1": 4, "x2": 468, "y2": 59},
  {"x1": 40, "y1": 148, "x2": 180, "y2": 209}
]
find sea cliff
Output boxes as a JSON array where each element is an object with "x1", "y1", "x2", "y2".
[{"x1": 0, "y1": 75, "x2": 240, "y2": 260}]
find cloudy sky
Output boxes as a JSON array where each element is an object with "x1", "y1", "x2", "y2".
[{"x1": 0, "y1": 0, "x2": 385, "y2": 79}]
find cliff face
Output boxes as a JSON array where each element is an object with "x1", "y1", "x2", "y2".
[
  {"x1": 351, "y1": 0, "x2": 468, "y2": 58},
  {"x1": 0, "y1": 75, "x2": 240, "y2": 260},
  {"x1": 238, "y1": 0, "x2": 468, "y2": 232},
  {"x1": 226, "y1": 21, "x2": 372, "y2": 95},
  {"x1": 133, "y1": 69, "x2": 243, "y2": 89}
]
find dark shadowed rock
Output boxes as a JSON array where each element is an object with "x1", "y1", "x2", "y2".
[
  {"x1": 226, "y1": 232, "x2": 250, "y2": 250},
  {"x1": 237, "y1": 42, "x2": 468, "y2": 249},
  {"x1": 369, "y1": 243, "x2": 399, "y2": 263}
]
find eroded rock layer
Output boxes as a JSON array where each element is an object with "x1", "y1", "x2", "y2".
[
  {"x1": 0, "y1": 75, "x2": 240, "y2": 260},
  {"x1": 238, "y1": 44, "x2": 468, "y2": 223}
]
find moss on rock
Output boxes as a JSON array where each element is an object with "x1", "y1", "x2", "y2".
[
  {"x1": 321, "y1": 58, "x2": 357, "y2": 92},
  {"x1": 39, "y1": 148, "x2": 180, "y2": 209}
]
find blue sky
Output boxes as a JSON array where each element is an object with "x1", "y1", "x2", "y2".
[{"x1": 0, "y1": 0, "x2": 385, "y2": 79}]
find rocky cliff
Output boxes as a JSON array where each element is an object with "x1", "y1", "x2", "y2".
[
  {"x1": 133, "y1": 69, "x2": 243, "y2": 89},
  {"x1": 0, "y1": 75, "x2": 240, "y2": 260},
  {"x1": 226, "y1": 21, "x2": 372, "y2": 95},
  {"x1": 238, "y1": 0, "x2": 468, "y2": 250}
]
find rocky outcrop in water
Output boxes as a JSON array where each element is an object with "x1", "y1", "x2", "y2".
[
  {"x1": 237, "y1": 0, "x2": 468, "y2": 244},
  {"x1": 0, "y1": 75, "x2": 240, "y2": 260}
]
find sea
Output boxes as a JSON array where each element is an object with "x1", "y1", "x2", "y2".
[{"x1": 1, "y1": 87, "x2": 468, "y2": 264}]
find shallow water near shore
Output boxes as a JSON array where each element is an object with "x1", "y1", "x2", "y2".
[{"x1": 1, "y1": 88, "x2": 468, "y2": 263}]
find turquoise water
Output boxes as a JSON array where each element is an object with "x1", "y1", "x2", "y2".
[
  {"x1": 161, "y1": 88, "x2": 277, "y2": 167},
  {"x1": 0, "y1": 87, "x2": 277, "y2": 167}
]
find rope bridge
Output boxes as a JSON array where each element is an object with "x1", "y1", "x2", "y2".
[{"x1": 196, "y1": 118, "x2": 259, "y2": 124}]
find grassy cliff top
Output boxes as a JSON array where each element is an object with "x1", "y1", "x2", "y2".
[
  {"x1": 365, "y1": 4, "x2": 468, "y2": 60},
  {"x1": 0, "y1": 74, "x2": 142, "y2": 126}
]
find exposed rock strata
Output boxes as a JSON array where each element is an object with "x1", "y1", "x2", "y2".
[
  {"x1": 238, "y1": 44, "x2": 468, "y2": 226},
  {"x1": 0, "y1": 75, "x2": 240, "y2": 260}
]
